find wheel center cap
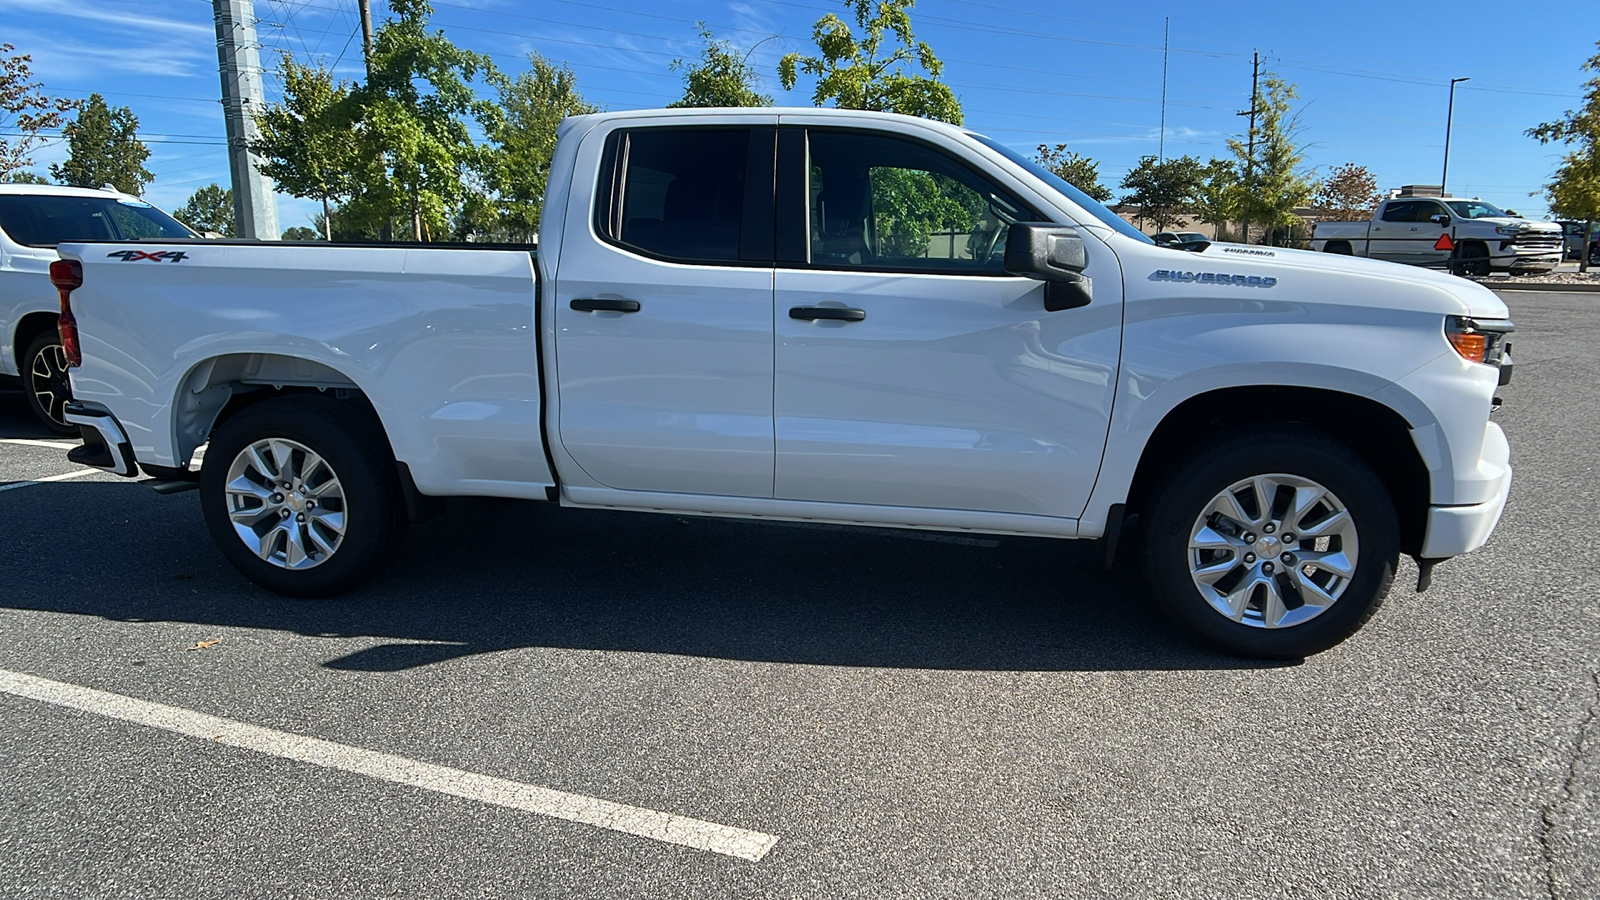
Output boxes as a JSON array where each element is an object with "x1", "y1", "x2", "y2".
[
  {"x1": 1256, "y1": 535, "x2": 1281, "y2": 557},
  {"x1": 287, "y1": 491, "x2": 307, "y2": 512}
]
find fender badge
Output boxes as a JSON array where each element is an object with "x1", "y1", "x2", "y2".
[{"x1": 1151, "y1": 270, "x2": 1277, "y2": 287}]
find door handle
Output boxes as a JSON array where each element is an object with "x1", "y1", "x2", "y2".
[
  {"x1": 789, "y1": 306, "x2": 866, "y2": 322},
  {"x1": 570, "y1": 298, "x2": 640, "y2": 313}
]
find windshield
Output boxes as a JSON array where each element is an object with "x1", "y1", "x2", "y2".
[
  {"x1": 1444, "y1": 199, "x2": 1509, "y2": 220},
  {"x1": 970, "y1": 134, "x2": 1153, "y2": 244},
  {"x1": 0, "y1": 194, "x2": 195, "y2": 247}
]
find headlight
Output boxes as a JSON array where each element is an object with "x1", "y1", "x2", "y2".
[
  {"x1": 1495, "y1": 225, "x2": 1521, "y2": 236},
  {"x1": 1445, "y1": 316, "x2": 1514, "y2": 365}
]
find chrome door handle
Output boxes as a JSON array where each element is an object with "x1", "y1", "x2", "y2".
[
  {"x1": 790, "y1": 306, "x2": 865, "y2": 322},
  {"x1": 570, "y1": 298, "x2": 640, "y2": 313}
]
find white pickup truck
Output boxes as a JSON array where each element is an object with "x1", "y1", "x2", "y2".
[
  {"x1": 51, "y1": 108, "x2": 1514, "y2": 658},
  {"x1": 0, "y1": 183, "x2": 197, "y2": 432},
  {"x1": 1310, "y1": 196, "x2": 1562, "y2": 275}
]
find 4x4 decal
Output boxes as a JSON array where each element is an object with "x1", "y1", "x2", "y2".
[{"x1": 106, "y1": 250, "x2": 188, "y2": 262}]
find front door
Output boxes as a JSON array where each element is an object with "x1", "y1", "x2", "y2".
[
  {"x1": 771, "y1": 126, "x2": 1121, "y2": 519},
  {"x1": 554, "y1": 119, "x2": 778, "y2": 498}
]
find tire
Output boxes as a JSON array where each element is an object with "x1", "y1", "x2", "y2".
[
  {"x1": 1141, "y1": 427, "x2": 1399, "y2": 659},
  {"x1": 200, "y1": 395, "x2": 407, "y2": 597},
  {"x1": 1324, "y1": 241, "x2": 1352, "y2": 255},
  {"x1": 1456, "y1": 242, "x2": 1491, "y2": 277},
  {"x1": 21, "y1": 331, "x2": 77, "y2": 436}
]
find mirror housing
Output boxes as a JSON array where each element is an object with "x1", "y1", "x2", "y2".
[
  {"x1": 1004, "y1": 224, "x2": 1092, "y2": 311},
  {"x1": 1429, "y1": 213, "x2": 1451, "y2": 226}
]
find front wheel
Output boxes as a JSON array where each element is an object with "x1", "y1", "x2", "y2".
[
  {"x1": 22, "y1": 331, "x2": 77, "y2": 436},
  {"x1": 1142, "y1": 428, "x2": 1399, "y2": 659},
  {"x1": 201, "y1": 395, "x2": 407, "y2": 597}
]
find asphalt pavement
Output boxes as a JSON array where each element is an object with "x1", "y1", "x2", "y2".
[{"x1": 0, "y1": 290, "x2": 1596, "y2": 898}]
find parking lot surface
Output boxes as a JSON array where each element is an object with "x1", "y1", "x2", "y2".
[{"x1": 1, "y1": 290, "x2": 1596, "y2": 899}]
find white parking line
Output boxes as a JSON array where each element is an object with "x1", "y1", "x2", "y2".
[
  {"x1": 0, "y1": 438, "x2": 80, "y2": 450},
  {"x1": 0, "y1": 668, "x2": 779, "y2": 862},
  {"x1": 0, "y1": 468, "x2": 101, "y2": 493}
]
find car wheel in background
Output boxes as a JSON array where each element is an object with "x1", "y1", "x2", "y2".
[{"x1": 21, "y1": 331, "x2": 77, "y2": 436}]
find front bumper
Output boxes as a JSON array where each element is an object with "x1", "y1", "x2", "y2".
[
  {"x1": 62, "y1": 401, "x2": 139, "y2": 478},
  {"x1": 1419, "y1": 421, "x2": 1511, "y2": 558}
]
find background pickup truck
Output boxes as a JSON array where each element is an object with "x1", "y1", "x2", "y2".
[
  {"x1": 1310, "y1": 197, "x2": 1562, "y2": 275},
  {"x1": 54, "y1": 108, "x2": 1514, "y2": 659},
  {"x1": 0, "y1": 183, "x2": 196, "y2": 433}
]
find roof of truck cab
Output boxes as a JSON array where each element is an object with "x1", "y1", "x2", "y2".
[{"x1": 567, "y1": 106, "x2": 973, "y2": 135}]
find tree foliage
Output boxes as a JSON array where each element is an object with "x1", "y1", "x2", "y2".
[
  {"x1": 173, "y1": 182, "x2": 235, "y2": 236},
  {"x1": 251, "y1": 57, "x2": 361, "y2": 240},
  {"x1": 281, "y1": 225, "x2": 323, "y2": 240},
  {"x1": 669, "y1": 25, "x2": 773, "y2": 109},
  {"x1": 1119, "y1": 155, "x2": 1207, "y2": 231},
  {"x1": 7, "y1": 171, "x2": 50, "y2": 184},
  {"x1": 483, "y1": 52, "x2": 599, "y2": 240},
  {"x1": 1228, "y1": 73, "x2": 1314, "y2": 244},
  {"x1": 1528, "y1": 41, "x2": 1600, "y2": 271},
  {"x1": 1312, "y1": 162, "x2": 1382, "y2": 222},
  {"x1": 354, "y1": 0, "x2": 500, "y2": 240},
  {"x1": 0, "y1": 44, "x2": 74, "y2": 181},
  {"x1": 1033, "y1": 143, "x2": 1111, "y2": 202},
  {"x1": 778, "y1": 0, "x2": 961, "y2": 124},
  {"x1": 50, "y1": 93, "x2": 152, "y2": 194},
  {"x1": 1190, "y1": 158, "x2": 1240, "y2": 233}
]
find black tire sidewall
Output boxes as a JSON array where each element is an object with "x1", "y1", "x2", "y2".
[
  {"x1": 1143, "y1": 431, "x2": 1399, "y2": 659},
  {"x1": 21, "y1": 332, "x2": 77, "y2": 436},
  {"x1": 200, "y1": 396, "x2": 404, "y2": 598}
]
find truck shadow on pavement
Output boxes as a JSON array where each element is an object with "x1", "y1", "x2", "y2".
[{"x1": 2, "y1": 471, "x2": 1289, "y2": 672}]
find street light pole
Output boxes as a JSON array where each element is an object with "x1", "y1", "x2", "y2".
[{"x1": 1441, "y1": 77, "x2": 1470, "y2": 198}]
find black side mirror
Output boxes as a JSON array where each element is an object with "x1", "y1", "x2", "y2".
[
  {"x1": 1004, "y1": 224, "x2": 1092, "y2": 311},
  {"x1": 1429, "y1": 213, "x2": 1451, "y2": 226}
]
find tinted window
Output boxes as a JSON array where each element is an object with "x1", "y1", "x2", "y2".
[
  {"x1": 1380, "y1": 201, "x2": 1426, "y2": 223},
  {"x1": 0, "y1": 194, "x2": 193, "y2": 246},
  {"x1": 806, "y1": 131, "x2": 1035, "y2": 272},
  {"x1": 605, "y1": 128, "x2": 756, "y2": 264},
  {"x1": 969, "y1": 133, "x2": 1153, "y2": 244}
]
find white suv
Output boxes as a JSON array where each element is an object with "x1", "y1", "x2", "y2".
[{"x1": 0, "y1": 183, "x2": 195, "y2": 432}]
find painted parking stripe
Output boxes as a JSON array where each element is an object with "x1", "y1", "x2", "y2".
[
  {"x1": 0, "y1": 668, "x2": 779, "y2": 862},
  {"x1": 0, "y1": 468, "x2": 101, "y2": 493},
  {"x1": 0, "y1": 438, "x2": 80, "y2": 450}
]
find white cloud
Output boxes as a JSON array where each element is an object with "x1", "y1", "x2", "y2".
[{"x1": 5, "y1": 0, "x2": 214, "y2": 39}]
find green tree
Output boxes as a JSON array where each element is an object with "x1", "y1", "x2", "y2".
[
  {"x1": 778, "y1": 0, "x2": 961, "y2": 124},
  {"x1": 1191, "y1": 158, "x2": 1240, "y2": 238},
  {"x1": 252, "y1": 57, "x2": 362, "y2": 241},
  {"x1": 281, "y1": 225, "x2": 323, "y2": 240},
  {"x1": 1229, "y1": 73, "x2": 1314, "y2": 245},
  {"x1": 1312, "y1": 162, "x2": 1382, "y2": 222},
  {"x1": 50, "y1": 93, "x2": 153, "y2": 194},
  {"x1": 7, "y1": 171, "x2": 50, "y2": 184},
  {"x1": 483, "y1": 52, "x2": 598, "y2": 241},
  {"x1": 173, "y1": 182, "x2": 235, "y2": 236},
  {"x1": 669, "y1": 25, "x2": 773, "y2": 108},
  {"x1": 355, "y1": 0, "x2": 500, "y2": 240},
  {"x1": 1033, "y1": 143, "x2": 1111, "y2": 202},
  {"x1": 1119, "y1": 154, "x2": 1206, "y2": 231},
  {"x1": 0, "y1": 44, "x2": 74, "y2": 180},
  {"x1": 1528, "y1": 41, "x2": 1600, "y2": 272}
]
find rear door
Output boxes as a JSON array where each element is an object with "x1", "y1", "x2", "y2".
[
  {"x1": 553, "y1": 117, "x2": 778, "y2": 497},
  {"x1": 769, "y1": 123, "x2": 1121, "y2": 520}
]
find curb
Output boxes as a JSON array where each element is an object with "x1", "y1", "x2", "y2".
[{"x1": 1478, "y1": 282, "x2": 1600, "y2": 293}]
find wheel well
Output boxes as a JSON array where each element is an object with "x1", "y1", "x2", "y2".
[
  {"x1": 173, "y1": 353, "x2": 381, "y2": 465},
  {"x1": 1324, "y1": 241, "x2": 1352, "y2": 254},
  {"x1": 1125, "y1": 386, "x2": 1430, "y2": 557},
  {"x1": 13, "y1": 311, "x2": 58, "y2": 363}
]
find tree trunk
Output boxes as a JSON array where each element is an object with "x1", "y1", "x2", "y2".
[
  {"x1": 412, "y1": 195, "x2": 422, "y2": 242},
  {"x1": 1583, "y1": 217, "x2": 1594, "y2": 275},
  {"x1": 321, "y1": 196, "x2": 332, "y2": 241}
]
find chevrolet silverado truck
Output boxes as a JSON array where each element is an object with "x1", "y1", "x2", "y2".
[
  {"x1": 51, "y1": 108, "x2": 1514, "y2": 658},
  {"x1": 0, "y1": 183, "x2": 196, "y2": 433},
  {"x1": 1310, "y1": 196, "x2": 1562, "y2": 275}
]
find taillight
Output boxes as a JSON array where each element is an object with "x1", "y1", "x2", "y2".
[{"x1": 49, "y1": 259, "x2": 83, "y2": 367}]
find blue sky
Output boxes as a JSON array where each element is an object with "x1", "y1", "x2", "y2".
[{"x1": 2, "y1": 0, "x2": 1594, "y2": 230}]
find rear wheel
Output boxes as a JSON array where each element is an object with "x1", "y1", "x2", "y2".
[
  {"x1": 22, "y1": 331, "x2": 76, "y2": 435},
  {"x1": 1142, "y1": 428, "x2": 1399, "y2": 659},
  {"x1": 201, "y1": 395, "x2": 407, "y2": 597}
]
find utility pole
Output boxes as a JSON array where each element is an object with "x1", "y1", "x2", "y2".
[
  {"x1": 1441, "y1": 77, "x2": 1470, "y2": 199},
  {"x1": 212, "y1": 0, "x2": 278, "y2": 239},
  {"x1": 1235, "y1": 51, "x2": 1259, "y2": 243},
  {"x1": 1158, "y1": 17, "x2": 1169, "y2": 164},
  {"x1": 358, "y1": 0, "x2": 375, "y2": 78}
]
